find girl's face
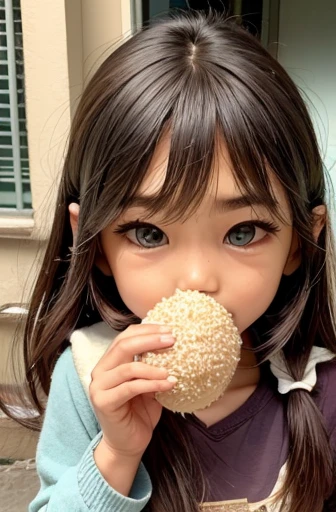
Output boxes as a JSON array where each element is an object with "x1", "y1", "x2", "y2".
[{"x1": 99, "y1": 137, "x2": 298, "y2": 337}]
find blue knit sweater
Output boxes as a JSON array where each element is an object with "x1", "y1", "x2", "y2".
[{"x1": 29, "y1": 346, "x2": 152, "y2": 512}]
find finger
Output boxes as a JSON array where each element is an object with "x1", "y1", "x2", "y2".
[
  {"x1": 96, "y1": 333, "x2": 176, "y2": 371},
  {"x1": 111, "y1": 323, "x2": 173, "y2": 346},
  {"x1": 95, "y1": 362, "x2": 170, "y2": 390},
  {"x1": 98, "y1": 378, "x2": 177, "y2": 411}
]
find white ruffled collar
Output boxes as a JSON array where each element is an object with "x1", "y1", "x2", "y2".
[{"x1": 70, "y1": 322, "x2": 117, "y2": 396}]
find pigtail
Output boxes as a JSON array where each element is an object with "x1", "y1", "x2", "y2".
[
  {"x1": 142, "y1": 409, "x2": 207, "y2": 512},
  {"x1": 277, "y1": 241, "x2": 336, "y2": 510},
  {"x1": 282, "y1": 389, "x2": 334, "y2": 511},
  {"x1": 278, "y1": 235, "x2": 336, "y2": 511}
]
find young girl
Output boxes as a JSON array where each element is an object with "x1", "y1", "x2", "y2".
[{"x1": 8, "y1": 10, "x2": 336, "y2": 512}]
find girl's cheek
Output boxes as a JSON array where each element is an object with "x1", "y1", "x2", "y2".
[
  {"x1": 230, "y1": 273, "x2": 283, "y2": 333},
  {"x1": 113, "y1": 270, "x2": 167, "y2": 319}
]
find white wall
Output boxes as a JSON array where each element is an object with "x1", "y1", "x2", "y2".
[{"x1": 277, "y1": 0, "x2": 336, "y2": 195}]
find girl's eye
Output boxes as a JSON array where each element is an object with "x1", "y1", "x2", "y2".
[
  {"x1": 225, "y1": 222, "x2": 275, "y2": 247},
  {"x1": 114, "y1": 221, "x2": 169, "y2": 248},
  {"x1": 127, "y1": 225, "x2": 168, "y2": 248}
]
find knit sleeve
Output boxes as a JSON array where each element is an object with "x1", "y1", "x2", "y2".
[{"x1": 29, "y1": 347, "x2": 152, "y2": 512}]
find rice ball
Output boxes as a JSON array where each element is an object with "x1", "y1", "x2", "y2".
[{"x1": 141, "y1": 289, "x2": 242, "y2": 413}]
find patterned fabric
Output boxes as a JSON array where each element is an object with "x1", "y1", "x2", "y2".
[
  {"x1": 201, "y1": 501, "x2": 250, "y2": 511},
  {"x1": 200, "y1": 500, "x2": 268, "y2": 511},
  {"x1": 198, "y1": 464, "x2": 286, "y2": 512}
]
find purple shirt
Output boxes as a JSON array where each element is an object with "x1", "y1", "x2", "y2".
[{"x1": 183, "y1": 360, "x2": 336, "y2": 503}]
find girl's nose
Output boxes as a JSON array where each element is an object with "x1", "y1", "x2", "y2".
[{"x1": 176, "y1": 252, "x2": 220, "y2": 294}]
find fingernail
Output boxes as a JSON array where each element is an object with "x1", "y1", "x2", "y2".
[
  {"x1": 160, "y1": 335, "x2": 175, "y2": 343},
  {"x1": 167, "y1": 376, "x2": 178, "y2": 383},
  {"x1": 159, "y1": 325, "x2": 172, "y2": 333}
]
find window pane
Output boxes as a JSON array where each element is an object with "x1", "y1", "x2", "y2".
[
  {"x1": 19, "y1": 133, "x2": 27, "y2": 146},
  {"x1": 0, "y1": 158, "x2": 13, "y2": 167},
  {"x1": 0, "y1": 121, "x2": 11, "y2": 132},
  {"x1": 0, "y1": 107, "x2": 10, "y2": 117},
  {"x1": 139, "y1": 1, "x2": 264, "y2": 38},
  {"x1": 20, "y1": 145, "x2": 28, "y2": 159},
  {"x1": 0, "y1": 0, "x2": 31, "y2": 210},
  {"x1": 1, "y1": 146, "x2": 12, "y2": 157},
  {"x1": 0, "y1": 134, "x2": 11, "y2": 144},
  {"x1": 0, "y1": 34, "x2": 7, "y2": 46},
  {"x1": 22, "y1": 180, "x2": 31, "y2": 208},
  {"x1": 0, "y1": 78, "x2": 9, "y2": 89},
  {"x1": 0, "y1": 92, "x2": 9, "y2": 101},
  {"x1": 0, "y1": 181, "x2": 16, "y2": 208},
  {"x1": 0, "y1": 65, "x2": 8, "y2": 76}
]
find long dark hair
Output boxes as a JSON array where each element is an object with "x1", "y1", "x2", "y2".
[{"x1": 3, "y1": 10, "x2": 336, "y2": 512}]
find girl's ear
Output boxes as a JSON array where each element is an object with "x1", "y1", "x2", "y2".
[
  {"x1": 68, "y1": 202, "x2": 112, "y2": 275},
  {"x1": 68, "y1": 202, "x2": 80, "y2": 244},
  {"x1": 283, "y1": 204, "x2": 326, "y2": 276}
]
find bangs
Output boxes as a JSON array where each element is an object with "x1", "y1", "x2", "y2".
[
  {"x1": 88, "y1": 15, "x2": 310, "y2": 234},
  {"x1": 115, "y1": 74, "x2": 283, "y2": 225},
  {"x1": 124, "y1": 70, "x2": 219, "y2": 223}
]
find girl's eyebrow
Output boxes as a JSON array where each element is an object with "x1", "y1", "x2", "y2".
[
  {"x1": 127, "y1": 193, "x2": 267, "y2": 212},
  {"x1": 214, "y1": 194, "x2": 267, "y2": 212}
]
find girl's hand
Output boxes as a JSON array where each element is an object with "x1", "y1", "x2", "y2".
[{"x1": 89, "y1": 323, "x2": 176, "y2": 462}]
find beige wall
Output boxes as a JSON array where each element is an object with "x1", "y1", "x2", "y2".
[
  {"x1": 0, "y1": 0, "x2": 131, "y2": 383},
  {"x1": 82, "y1": 0, "x2": 128, "y2": 82}
]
